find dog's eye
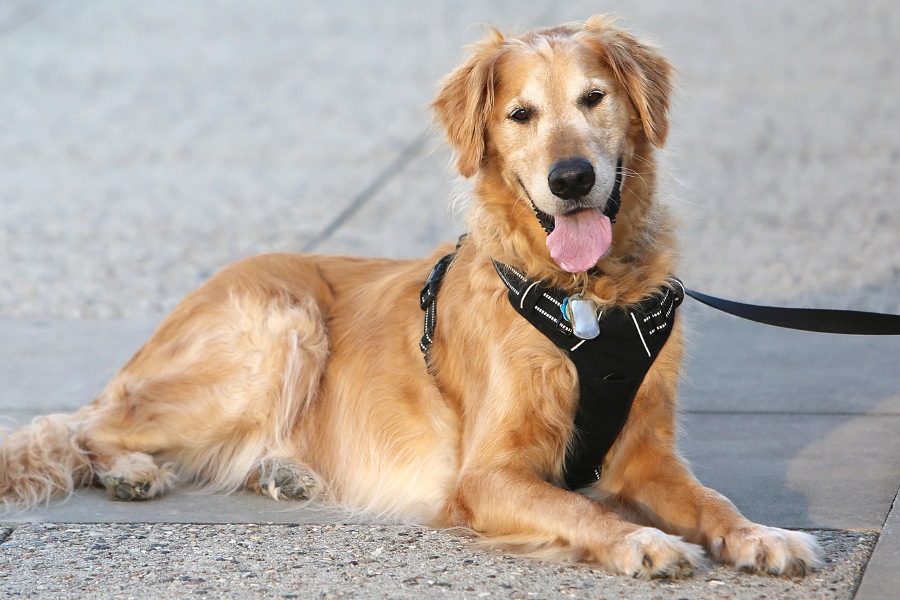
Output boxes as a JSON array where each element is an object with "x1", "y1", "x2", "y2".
[
  {"x1": 509, "y1": 107, "x2": 530, "y2": 123},
  {"x1": 584, "y1": 90, "x2": 606, "y2": 107}
]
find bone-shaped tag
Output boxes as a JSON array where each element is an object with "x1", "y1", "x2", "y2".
[{"x1": 565, "y1": 297, "x2": 600, "y2": 340}]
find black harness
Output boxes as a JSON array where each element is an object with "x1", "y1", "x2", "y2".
[{"x1": 419, "y1": 250, "x2": 682, "y2": 491}]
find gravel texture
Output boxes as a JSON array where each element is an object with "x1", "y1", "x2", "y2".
[{"x1": 0, "y1": 523, "x2": 877, "y2": 599}]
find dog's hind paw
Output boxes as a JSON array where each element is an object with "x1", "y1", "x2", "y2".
[
  {"x1": 610, "y1": 527, "x2": 705, "y2": 579},
  {"x1": 253, "y1": 459, "x2": 320, "y2": 501},
  {"x1": 712, "y1": 525, "x2": 824, "y2": 576},
  {"x1": 99, "y1": 452, "x2": 175, "y2": 501}
]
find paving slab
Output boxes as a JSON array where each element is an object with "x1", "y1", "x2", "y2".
[
  {"x1": 680, "y1": 411, "x2": 900, "y2": 530},
  {"x1": 680, "y1": 313, "x2": 900, "y2": 415},
  {"x1": 1, "y1": 489, "x2": 347, "y2": 526}
]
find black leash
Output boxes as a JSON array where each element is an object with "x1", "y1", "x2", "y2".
[{"x1": 683, "y1": 287, "x2": 900, "y2": 335}]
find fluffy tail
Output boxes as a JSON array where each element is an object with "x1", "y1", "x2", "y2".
[{"x1": 0, "y1": 414, "x2": 93, "y2": 511}]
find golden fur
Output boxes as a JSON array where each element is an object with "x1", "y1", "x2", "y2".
[{"x1": 0, "y1": 16, "x2": 823, "y2": 578}]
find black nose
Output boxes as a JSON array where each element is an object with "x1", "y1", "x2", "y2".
[{"x1": 548, "y1": 158, "x2": 595, "y2": 200}]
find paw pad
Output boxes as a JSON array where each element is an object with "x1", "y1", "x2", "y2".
[{"x1": 104, "y1": 476, "x2": 153, "y2": 501}]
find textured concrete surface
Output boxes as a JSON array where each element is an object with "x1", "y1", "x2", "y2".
[
  {"x1": 0, "y1": 524, "x2": 878, "y2": 599},
  {"x1": 1, "y1": 0, "x2": 899, "y2": 598}
]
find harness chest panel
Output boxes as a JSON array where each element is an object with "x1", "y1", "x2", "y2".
[{"x1": 493, "y1": 262, "x2": 683, "y2": 490}]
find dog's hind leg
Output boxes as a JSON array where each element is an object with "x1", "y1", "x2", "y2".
[
  {"x1": 0, "y1": 402, "x2": 175, "y2": 507},
  {"x1": 78, "y1": 291, "x2": 330, "y2": 501},
  {"x1": 95, "y1": 449, "x2": 175, "y2": 501},
  {"x1": 0, "y1": 255, "x2": 331, "y2": 509},
  {"x1": 247, "y1": 458, "x2": 322, "y2": 501}
]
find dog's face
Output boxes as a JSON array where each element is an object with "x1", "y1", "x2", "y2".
[
  {"x1": 489, "y1": 39, "x2": 630, "y2": 222},
  {"x1": 432, "y1": 17, "x2": 674, "y2": 275}
]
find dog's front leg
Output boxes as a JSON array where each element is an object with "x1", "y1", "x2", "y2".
[
  {"x1": 597, "y1": 329, "x2": 825, "y2": 575},
  {"x1": 450, "y1": 461, "x2": 704, "y2": 578}
]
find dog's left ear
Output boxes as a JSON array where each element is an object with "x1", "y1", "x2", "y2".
[
  {"x1": 431, "y1": 29, "x2": 506, "y2": 178},
  {"x1": 580, "y1": 16, "x2": 674, "y2": 148}
]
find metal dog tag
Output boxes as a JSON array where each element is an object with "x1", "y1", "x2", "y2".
[{"x1": 566, "y1": 297, "x2": 601, "y2": 339}]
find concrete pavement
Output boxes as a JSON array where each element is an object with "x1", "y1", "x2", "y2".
[{"x1": 1, "y1": 0, "x2": 899, "y2": 598}]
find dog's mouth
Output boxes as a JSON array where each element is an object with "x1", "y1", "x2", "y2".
[{"x1": 524, "y1": 158, "x2": 624, "y2": 274}]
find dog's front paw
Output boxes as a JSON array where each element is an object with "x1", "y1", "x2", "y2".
[
  {"x1": 711, "y1": 525, "x2": 824, "y2": 576},
  {"x1": 610, "y1": 527, "x2": 705, "y2": 579}
]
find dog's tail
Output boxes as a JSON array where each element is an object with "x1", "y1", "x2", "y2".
[{"x1": 0, "y1": 412, "x2": 93, "y2": 511}]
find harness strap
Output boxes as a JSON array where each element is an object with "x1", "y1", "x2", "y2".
[
  {"x1": 419, "y1": 252, "x2": 454, "y2": 358},
  {"x1": 419, "y1": 236, "x2": 467, "y2": 360}
]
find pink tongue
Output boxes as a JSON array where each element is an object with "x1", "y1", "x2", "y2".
[{"x1": 545, "y1": 208, "x2": 612, "y2": 273}]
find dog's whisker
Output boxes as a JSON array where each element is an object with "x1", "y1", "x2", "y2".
[{"x1": 619, "y1": 168, "x2": 648, "y2": 188}]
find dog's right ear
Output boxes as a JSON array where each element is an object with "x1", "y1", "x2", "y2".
[{"x1": 431, "y1": 30, "x2": 506, "y2": 178}]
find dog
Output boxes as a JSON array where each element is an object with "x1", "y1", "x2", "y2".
[{"x1": 0, "y1": 16, "x2": 823, "y2": 578}]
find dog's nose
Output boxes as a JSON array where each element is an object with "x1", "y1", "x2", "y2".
[{"x1": 548, "y1": 158, "x2": 595, "y2": 200}]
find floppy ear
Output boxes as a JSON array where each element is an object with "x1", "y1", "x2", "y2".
[
  {"x1": 431, "y1": 29, "x2": 505, "y2": 178},
  {"x1": 581, "y1": 16, "x2": 674, "y2": 147}
]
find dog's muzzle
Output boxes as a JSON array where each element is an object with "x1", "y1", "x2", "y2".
[{"x1": 531, "y1": 157, "x2": 624, "y2": 234}]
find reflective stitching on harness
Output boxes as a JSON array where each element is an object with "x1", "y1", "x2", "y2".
[
  {"x1": 534, "y1": 304, "x2": 559, "y2": 323},
  {"x1": 631, "y1": 312, "x2": 651, "y2": 358},
  {"x1": 648, "y1": 320, "x2": 670, "y2": 336},
  {"x1": 543, "y1": 293, "x2": 562, "y2": 308},
  {"x1": 520, "y1": 281, "x2": 539, "y2": 310},
  {"x1": 506, "y1": 264, "x2": 527, "y2": 282},
  {"x1": 498, "y1": 269, "x2": 520, "y2": 295},
  {"x1": 644, "y1": 290, "x2": 670, "y2": 323}
]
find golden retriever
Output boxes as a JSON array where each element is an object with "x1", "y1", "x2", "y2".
[{"x1": 0, "y1": 16, "x2": 823, "y2": 578}]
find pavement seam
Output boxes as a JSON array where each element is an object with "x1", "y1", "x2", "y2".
[
  {"x1": 881, "y1": 486, "x2": 899, "y2": 529},
  {"x1": 301, "y1": 132, "x2": 429, "y2": 253},
  {"x1": 852, "y1": 484, "x2": 900, "y2": 599}
]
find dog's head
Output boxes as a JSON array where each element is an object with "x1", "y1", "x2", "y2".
[{"x1": 432, "y1": 16, "x2": 674, "y2": 279}]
